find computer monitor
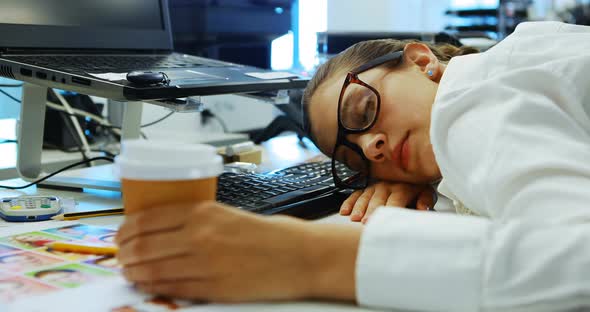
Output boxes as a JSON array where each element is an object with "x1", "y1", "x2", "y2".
[{"x1": 169, "y1": 0, "x2": 293, "y2": 69}]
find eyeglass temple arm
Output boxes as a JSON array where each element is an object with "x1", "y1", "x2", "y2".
[{"x1": 352, "y1": 51, "x2": 404, "y2": 74}]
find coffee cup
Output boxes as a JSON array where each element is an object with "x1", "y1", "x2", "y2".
[{"x1": 114, "y1": 140, "x2": 223, "y2": 214}]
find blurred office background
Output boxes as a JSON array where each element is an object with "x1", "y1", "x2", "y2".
[{"x1": 1, "y1": 0, "x2": 589, "y2": 148}]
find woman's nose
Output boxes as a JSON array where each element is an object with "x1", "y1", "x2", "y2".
[{"x1": 360, "y1": 133, "x2": 388, "y2": 163}]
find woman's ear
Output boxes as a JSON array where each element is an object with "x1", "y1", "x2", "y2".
[{"x1": 403, "y1": 43, "x2": 440, "y2": 80}]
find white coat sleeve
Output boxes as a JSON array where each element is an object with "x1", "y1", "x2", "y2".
[
  {"x1": 355, "y1": 58, "x2": 590, "y2": 311},
  {"x1": 356, "y1": 209, "x2": 590, "y2": 312}
]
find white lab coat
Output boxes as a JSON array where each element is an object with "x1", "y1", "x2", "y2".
[{"x1": 355, "y1": 22, "x2": 590, "y2": 312}]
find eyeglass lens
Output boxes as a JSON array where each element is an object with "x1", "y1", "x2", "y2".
[{"x1": 339, "y1": 80, "x2": 378, "y2": 130}]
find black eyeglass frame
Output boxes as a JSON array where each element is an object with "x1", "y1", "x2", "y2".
[{"x1": 331, "y1": 51, "x2": 404, "y2": 189}]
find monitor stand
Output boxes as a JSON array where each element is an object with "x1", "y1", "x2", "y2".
[{"x1": 16, "y1": 83, "x2": 141, "y2": 191}]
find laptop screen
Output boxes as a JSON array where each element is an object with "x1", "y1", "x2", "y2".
[
  {"x1": 0, "y1": 0, "x2": 172, "y2": 51},
  {"x1": 1, "y1": 0, "x2": 163, "y2": 30}
]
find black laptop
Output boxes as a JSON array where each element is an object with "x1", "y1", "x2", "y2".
[{"x1": 0, "y1": 0, "x2": 308, "y2": 101}]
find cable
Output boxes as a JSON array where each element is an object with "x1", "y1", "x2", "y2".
[
  {"x1": 45, "y1": 101, "x2": 122, "y2": 137},
  {"x1": 96, "y1": 111, "x2": 173, "y2": 140},
  {"x1": 1, "y1": 89, "x2": 110, "y2": 136},
  {"x1": 47, "y1": 105, "x2": 122, "y2": 149},
  {"x1": 140, "y1": 111, "x2": 174, "y2": 128},
  {"x1": 109, "y1": 111, "x2": 175, "y2": 129},
  {"x1": 0, "y1": 90, "x2": 120, "y2": 137},
  {"x1": 0, "y1": 83, "x2": 23, "y2": 88},
  {"x1": 201, "y1": 109, "x2": 229, "y2": 133},
  {"x1": 0, "y1": 89, "x2": 21, "y2": 103},
  {"x1": 0, "y1": 156, "x2": 113, "y2": 190},
  {"x1": 1, "y1": 88, "x2": 120, "y2": 151},
  {"x1": 2, "y1": 87, "x2": 90, "y2": 160},
  {"x1": 47, "y1": 103, "x2": 146, "y2": 142},
  {"x1": 51, "y1": 90, "x2": 92, "y2": 162},
  {"x1": 211, "y1": 115, "x2": 228, "y2": 133},
  {"x1": 44, "y1": 143, "x2": 118, "y2": 158},
  {"x1": 4, "y1": 88, "x2": 137, "y2": 143},
  {"x1": 52, "y1": 103, "x2": 89, "y2": 163}
]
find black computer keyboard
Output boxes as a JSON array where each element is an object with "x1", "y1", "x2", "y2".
[
  {"x1": 217, "y1": 161, "x2": 355, "y2": 215},
  {"x1": 6, "y1": 53, "x2": 227, "y2": 73}
]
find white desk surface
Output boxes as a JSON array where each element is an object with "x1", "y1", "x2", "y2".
[{"x1": 0, "y1": 135, "x2": 389, "y2": 312}]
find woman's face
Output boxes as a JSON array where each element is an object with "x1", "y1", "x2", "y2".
[{"x1": 309, "y1": 44, "x2": 443, "y2": 184}]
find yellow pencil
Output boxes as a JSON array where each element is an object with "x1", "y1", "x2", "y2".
[
  {"x1": 48, "y1": 242, "x2": 119, "y2": 256},
  {"x1": 51, "y1": 208, "x2": 124, "y2": 221}
]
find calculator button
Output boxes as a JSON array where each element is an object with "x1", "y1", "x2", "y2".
[
  {"x1": 10, "y1": 206, "x2": 22, "y2": 210},
  {"x1": 40, "y1": 204, "x2": 52, "y2": 209}
]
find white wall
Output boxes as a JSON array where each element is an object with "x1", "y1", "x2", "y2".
[{"x1": 326, "y1": 0, "x2": 450, "y2": 32}]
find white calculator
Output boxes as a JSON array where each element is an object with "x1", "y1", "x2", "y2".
[{"x1": 0, "y1": 196, "x2": 62, "y2": 222}]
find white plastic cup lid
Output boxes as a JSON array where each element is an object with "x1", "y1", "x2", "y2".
[{"x1": 113, "y1": 139, "x2": 223, "y2": 181}]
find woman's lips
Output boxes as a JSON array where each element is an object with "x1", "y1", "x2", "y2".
[{"x1": 392, "y1": 132, "x2": 410, "y2": 171}]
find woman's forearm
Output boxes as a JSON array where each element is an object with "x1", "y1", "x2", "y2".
[
  {"x1": 117, "y1": 202, "x2": 363, "y2": 303},
  {"x1": 301, "y1": 221, "x2": 363, "y2": 301}
]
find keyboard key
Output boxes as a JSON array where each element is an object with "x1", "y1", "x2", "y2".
[
  {"x1": 215, "y1": 161, "x2": 351, "y2": 215},
  {"x1": 6, "y1": 53, "x2": 217, "y2": 73}
]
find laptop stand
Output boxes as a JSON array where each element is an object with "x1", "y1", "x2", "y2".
[
  {"x1": 15, "y1": 83, "x2": 297, "y2": 192},
  {"x1": 16, "y1": 83, "x2": 143, "y2": 191}
]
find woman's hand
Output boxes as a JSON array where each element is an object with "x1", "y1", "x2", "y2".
[
  {"x1": 116, "y1": 201, "x2": 361, "y2": 302},
  {"x1": 340, "y1": 182, "x2": 436, "y2": 223}
]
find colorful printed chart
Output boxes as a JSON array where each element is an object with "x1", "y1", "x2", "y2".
[{"x1": 0, "y1": 224, "x2": 120, "y2": 304}]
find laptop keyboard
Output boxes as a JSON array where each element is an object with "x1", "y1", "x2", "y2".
[
  {"x1": 217, "y1": 161, "x2": 355, "y2": 214},
  {"x1": 6, "y1": 53, "x2": 227, "y2": 73}
]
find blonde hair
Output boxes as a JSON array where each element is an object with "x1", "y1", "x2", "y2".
[{"x1": 302, "y1": 39, "x2": 478, "y2": 148}]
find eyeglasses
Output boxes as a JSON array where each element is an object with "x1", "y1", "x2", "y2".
[{"x1": 331, "y1": 51, "x2": 404, "y2": 189}]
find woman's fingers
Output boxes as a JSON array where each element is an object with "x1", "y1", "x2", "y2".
[
  {"x1": 362, "y1": 185, "x2": 389, "y2": 223},
  {"x1": 116, "y1": 205, "x2": 188, "y2": 245},
  {"x1": 124, "y1": 255, "x2": 206, "y2": 283},
  {"x1": 117, "y1": 230, "x2": 188, "y2": 266},
  {"x1": 383, "y1": 184, "x2": 419, "y2": 208},
  {"x1": 340, "y1": 190, "x2": 362, "y2": 215},
  {"x1": 350, "y1": 186, "x2": 375, "y2": 221},
  {"x1": 339, "y1": 182, "x2": 435, "y2": 223}
]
